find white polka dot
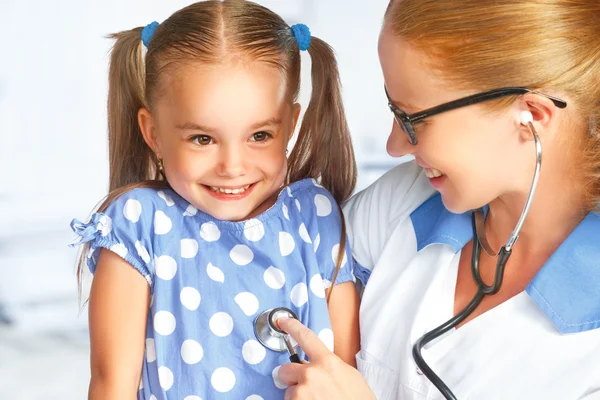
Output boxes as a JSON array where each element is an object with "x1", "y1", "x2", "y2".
[
  {"x1": 181, "y1": 239, "x2": 199, "y2": 258},
  {"x1": 155, "y1": 255, "x2": 177, "y2": 280},
  {"x1": 181, "y1": 339, "x2": 204, "y2": 364},
  {"x1": 323, "y1": 279, "x2": 332, "y2": 289},
  {"x1": 312, "y1": 178, "x2": 323, "y2": 187},
  {"x1": 279, "y1": 232, "x2": 295, "y2": 257},
  {"x1": 272, "y1": 365, "x2": 288, "y2": 389},
  {"x1": 180, "y1": 287, "x2": 201, "y2": 311},
  {"x1": 234, "y1": 292, "x2": 259, "y2": 316},
  {"x1": 295, "y1": 199, "x2": 302, "y2": 212},
  {"x1": 286, "y1": 186, "x2": 293, "y2": 197},
  {"x1": 242, "y1": 340, "x2": 266, "y2": 365},
  {"x1": 157, "y1": 190, "x2": 175, "y2": 206},
  {"x1": 184, "y1": 204, "x2": 198, "y2": 217},
  {"x1": 149, "y1": 395, "x2": 157, "y2": 400},
  {"x1": 299, "y1": 223, "x2": 312, "y2": 243},
  {"x1": 310, "y1": 274, "x2": 326, "y2": 298},
  {"x1": 184, "y1": 396, "x2": 202, "y2": 400},
  {"x1": 146, "y1": 338, "x2": 156, "y2": 362},
  {"x1": 211, "y1": 367, "x2": 236, "y2": 393},
  {"x1": 282, "y1": 203, "x2": 290, "y2": 220},
  {"x1": 135, "y1": 241, "x2": 150, "y2": 263},
  {"x1": 207, "y1": 262, "x2": 225, "y2": 283},
  {"x1": 109, "y1": 243, "x2": 128, "y2": 258},
  {"x1": 244, "y1": 219, "x2": 265, "y2": 242},
  {"x1": 158, "y1": 366, "x2": 174, "y2": 390},
  {"x1": 331, "y1": 244, "x2": 348, "y2": 268},
  {"x1": 154, "y1": 311, "x2": 176, "y2": 336},
  {"x1": 209, "y1": 312, "x2": 234, "y2": 337},
  {"x1": 314, "y1": 194, "x2": 332, "y2": 217},
  {"x1": 290, "y1": 283, "x2": 309, "y2": 307},
  {"x1": 154, "y1": 211, "x2": 172, "y2": 235},
  {"x1": 150, "y1": 294, "x2": 154, "y2": 307},
  {"x1": 318, "y1": 328, "x2": 335, "y2": 352},
  {"x1": 200, "y1": 222, "x2": 220, "y2": 242},
  {"x1": 98, "y1": 215, "x2": 112, "y2": 236},
  {"x1": 123, "y1": 199, "x2": 142, "y2": 223},
  {"x1": 230, "y1": 245, "x2": 254, "y2": 266},
  {"x1": 139, "y1": 376, "x2": 144, "y2": 390},
  {"x1": 264, "y1": 266, "x2": 286, "y2": 289},
  {"x1": 313, "y1": 234, "x2": 321, "y2": 252},
  {"x1": 246, "y1": 396, "x2": 264, "y2": 400}
]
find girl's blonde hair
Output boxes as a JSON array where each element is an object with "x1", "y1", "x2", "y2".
[
  {"x1": 386, "y1": 0, "x2": 600, "y2": 210},
  {"x1": 77, "y1": 0, "x2": 356, "y2": 300}
]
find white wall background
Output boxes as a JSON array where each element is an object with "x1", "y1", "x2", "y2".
[{"x1": 0, "y1": 0, "x2": 399, "y2": 398}]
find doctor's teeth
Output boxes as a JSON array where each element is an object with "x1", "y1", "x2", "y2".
[{"x1": 426, "y1": 168, "x2": 443, "y2": 178}]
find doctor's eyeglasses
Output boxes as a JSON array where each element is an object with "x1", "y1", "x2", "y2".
[{"x1": 384, "y1": 86, "x2": 567, "y2": 146}]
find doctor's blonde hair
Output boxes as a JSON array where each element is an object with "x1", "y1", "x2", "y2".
[
  {"x1": 385, "y1": 0, "x2": 600, "y2": 211},
  {"x1": 77, "y1": 0, "x2": 356, "y2": 300}
]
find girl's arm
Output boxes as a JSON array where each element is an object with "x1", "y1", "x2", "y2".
[
  {"x1": 326, "y1": 282, "x2": 360, "y2": 367},
  {"x1": 88, "y1": 249, "x2": 150, "y2": 399}
]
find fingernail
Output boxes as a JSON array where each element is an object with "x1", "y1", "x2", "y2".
[{"x1": 276, "y1": 316, "x2": 289, "y2": 329}]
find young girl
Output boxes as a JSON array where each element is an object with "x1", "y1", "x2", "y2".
[{"x1": 69, "y1": 1, "x2": 360, "y2": 399}]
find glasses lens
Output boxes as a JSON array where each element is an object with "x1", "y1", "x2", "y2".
[{"x1": 393, "y1": 115, "x2": 417, "y2": 145}]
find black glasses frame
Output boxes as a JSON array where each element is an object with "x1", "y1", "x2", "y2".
[{"x1": 385, "y1": 86, "x2": 567, "y2": 145}]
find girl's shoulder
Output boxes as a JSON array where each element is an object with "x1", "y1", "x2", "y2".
[{"x1": 283, "y1": 178, "x2": 340, "y2": 221}]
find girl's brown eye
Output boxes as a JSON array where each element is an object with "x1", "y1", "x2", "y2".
[
  {"x1": 251, "y1": 131, "x2": 272, "y2": 142},
  {"x1": 191, "y1": 135, "x2": 213, "y2": 145}
]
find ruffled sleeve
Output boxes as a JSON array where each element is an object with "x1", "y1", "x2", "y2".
[{"x1": 70, "y1": 189, "x2": 158, "y2": 285}]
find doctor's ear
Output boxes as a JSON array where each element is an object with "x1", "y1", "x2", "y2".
[{"x1": 516, "y1": 93, "x2": 558, "y2": 142}]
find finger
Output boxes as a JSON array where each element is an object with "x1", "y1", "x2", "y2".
[
  {"x1": 277, "y1": 317, "x2": 330, "y2": 361},
  {"x1": 278, "y1": 361, "x2": 306, "y2": 386},
  {"x1": 284, "y1": 384, "x2": 298, "y2": 400}
]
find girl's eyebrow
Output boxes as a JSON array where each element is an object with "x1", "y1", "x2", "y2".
[
  {"x1": 249, "y1": 118, "x2": 282, "y2": 130},
  {"x1": 175, "y1": 122, "x2": 217, "y2": 133},
  {"x1": 175, "y1": 118, "x2": 282, "y2": 133}
]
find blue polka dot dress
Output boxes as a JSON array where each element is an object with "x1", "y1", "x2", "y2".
[{"x1": 70, "y1": 178, "x2": 355, "y2": 400}]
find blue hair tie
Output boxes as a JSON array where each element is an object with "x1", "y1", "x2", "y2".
[
  {"x1": 141, "y1": 21, "x2": 159, "y2": 48},
  {"x1": 291, "y1": 24, "x2": 311, "y2": 51}
]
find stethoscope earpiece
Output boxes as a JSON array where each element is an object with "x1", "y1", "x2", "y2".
[{"x1": 519, "y1": 110, "x2": 533, "y2": 126}]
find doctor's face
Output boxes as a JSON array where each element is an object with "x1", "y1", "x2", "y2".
[{"x1": 378, "y1": 29, "x2": 529, "y2": 213}]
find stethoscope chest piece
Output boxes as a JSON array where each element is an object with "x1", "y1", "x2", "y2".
[{"x1": 254, "y1": 307, "x2": 299, "y2": 352}]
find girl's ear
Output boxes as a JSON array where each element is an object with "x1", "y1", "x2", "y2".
[
  {"x1": 138, "y1": 108, "x2": 160, "y2": 153},
  {"x1": 290, "y1": 103, "x2": 302, "y2": 140}
]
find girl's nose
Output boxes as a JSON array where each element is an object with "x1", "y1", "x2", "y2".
[{"x1": 216, "y1": 144, "x2": 247, "y2": 178}]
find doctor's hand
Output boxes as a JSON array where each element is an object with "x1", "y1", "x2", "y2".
[{"x1": 277, "y1": 318, "x2": 376, "y2": 400}]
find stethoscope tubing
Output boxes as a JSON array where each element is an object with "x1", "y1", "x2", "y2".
[{"x1": 412, "y1": 126, "x2": 542, "y2": 399}]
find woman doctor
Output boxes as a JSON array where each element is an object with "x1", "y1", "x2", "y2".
[{"x1": 277, "y1": 0, "x2": 600, "y2": 399}]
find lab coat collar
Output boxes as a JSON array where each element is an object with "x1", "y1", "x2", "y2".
[{"x1": 410, "y1": 193, "x2": 600, "y2": 334}]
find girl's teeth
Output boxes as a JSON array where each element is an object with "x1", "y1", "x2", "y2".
[{"x1": 210, "y1": 185, "x2": 250, "y2": 194}]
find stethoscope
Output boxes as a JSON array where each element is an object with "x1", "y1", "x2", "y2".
[
  {"x1": 254, "y1": 307, "x2": 303, "y2": 363},
  {"x1": 412, "y1": 111, "x2": 542, "y2": 399}
]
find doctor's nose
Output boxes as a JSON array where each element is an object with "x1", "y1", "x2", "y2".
[
  {"x1": 386, "y1": 120, "x2": 415, "y2": 157},
  {"x1": 216, "y1": 145, "x2": 247, "y2": 178}
]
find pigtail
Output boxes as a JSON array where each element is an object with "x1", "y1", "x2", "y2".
[
  {"x1": 287, "y1": 37, "x2": 357, "y2": 205},
  {"x1": 106, "y1": 28, "x2": 160, "y2": 192},
  {"x1": 76, "y1": 28, "x2": 167, "y2": 302},
  {"x1": 286, "y1": 37, "x2": 357, "y2": 303}
]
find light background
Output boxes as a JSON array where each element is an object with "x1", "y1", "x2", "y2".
[{"x1": 0, "y1": 1, "x2": 404, "y2": 398}]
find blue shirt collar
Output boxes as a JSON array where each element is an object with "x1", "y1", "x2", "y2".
[{"x1": 410, "y1": 193, "x2": 600, "y2": 334}]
